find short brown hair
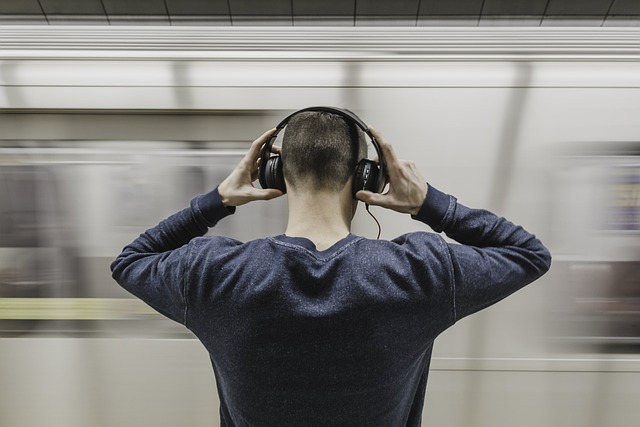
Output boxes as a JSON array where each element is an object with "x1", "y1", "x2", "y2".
[{"x1": 281, "y1": 111, "x2": 367, "y2": 192}]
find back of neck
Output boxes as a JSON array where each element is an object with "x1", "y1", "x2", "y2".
[{"x1": 285, "y1": 189, "x2": 352, "y2": 251}]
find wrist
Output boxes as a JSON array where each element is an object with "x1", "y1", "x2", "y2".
[
  {"x1": 217, "y1": 181, "x2": 232, "y2": 206},
  {"x1": 192, "y1": 187, "x2": 236, "y2": 227},
  {"x1": 411, "y1": 183, "x2": 451, "y2": 229},
  {"x1": 408, "y1": 183, "x2": 429, "y2": 216}
]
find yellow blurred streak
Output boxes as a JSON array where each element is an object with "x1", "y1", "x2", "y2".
[
  {"x1": 0, "y1": 298, "x2": 158, "y2": 320},
  {"x1": 608, "y1": 184, "x2": 640, "y2": 206}
]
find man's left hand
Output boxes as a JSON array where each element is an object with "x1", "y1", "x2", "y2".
[{"x1": 218, "y1": 129, "x2": 284, "y2": 207}]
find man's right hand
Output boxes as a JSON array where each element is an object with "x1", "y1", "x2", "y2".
[
  {"x1": 355, "y1": 127, "x2": 428, "y2": 216},
  {"x1": 218, "y1": 128, "x2": 284, "y2": 207}
]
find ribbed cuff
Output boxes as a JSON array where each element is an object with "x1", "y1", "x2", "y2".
[
  {"x1": 411, "y1": 184, "x2": 450, "y2": 229},
  {"x1": 191, "y1": 187, "x2": 236, "y2": 227}
]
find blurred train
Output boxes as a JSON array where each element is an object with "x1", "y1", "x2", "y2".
[{"x1": 1, "y1": 27, "x2": 640, "y2": 427}]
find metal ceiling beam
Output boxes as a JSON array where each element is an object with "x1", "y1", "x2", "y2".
[{"x1": 0, "y1": 27, "x2": 638, "y2": 61}]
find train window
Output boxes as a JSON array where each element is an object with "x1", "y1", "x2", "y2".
[
  {"x1": 552, "y1": 153, "x2": 640, "y2": 353},
  {"x1": 0, "y1": 139, "x2": 288, "y2": 338},
  {"x1": 603, "y1": 166, "x2": 640, "y2": 231}
]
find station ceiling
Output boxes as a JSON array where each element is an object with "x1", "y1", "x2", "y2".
[{"x1": 0, "y1": 0, "x2": 638, "y2": 27}]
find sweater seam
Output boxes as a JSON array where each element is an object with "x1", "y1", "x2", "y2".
[
  {"x1": 434, "y1": 196, "x2": 457, "y2": 233},
  {"x1": 182, "y1": 241, "x2": 192, "y2": 327},
  {"x1": 190, "y1": 196, "x2": 211, "y2": 229},
  {"x1": 437, "y1": 236, "x2": 457, "y2": 323}
]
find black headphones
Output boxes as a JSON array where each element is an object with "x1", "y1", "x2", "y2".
[{"x1": 258, "y1": 106, "x2": 386, "y2": 197}]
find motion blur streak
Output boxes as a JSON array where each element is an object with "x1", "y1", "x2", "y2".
[{"x1": 1, "y1": 27, "x2": 639, "y2": 427}]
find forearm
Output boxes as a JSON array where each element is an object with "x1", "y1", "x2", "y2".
[
  {"x1": 412, "y1": 185, "x2": 551, "y2": 320},
  {"x1": 413, "y1": 185, "x2": 549, "y2": 258},
  {"x1": 110, "y1": 187, "x2": 234, "y2": 276}
]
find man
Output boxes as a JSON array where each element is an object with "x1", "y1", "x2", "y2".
[{"x1": 111, "y1": 110, "x2": 551, "y2": 426}]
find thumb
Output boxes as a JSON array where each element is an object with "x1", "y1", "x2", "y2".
[
  {"x1": 355, "y1": 190, "x2": 386, "y2": 206},
  {"x1": 251, "y1": 188, "x2": 284, "y2": 201}
]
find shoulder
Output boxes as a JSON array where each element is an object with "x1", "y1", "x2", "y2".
[
  {"x1": 390, "y1": 231, "x2": 445, "y2": 247},
  {"x1": 358, "y1": 231, "x2": 447, "y2": 253},
  {"x1": 187, "y1": 235, "x2": 274, "y2": 259},
  {"x1": 190, "y1": 234, "x2": 243, "y2": 248},
  {"x1": 352, "y1": 231, "x2": 451, "y2": 265}
]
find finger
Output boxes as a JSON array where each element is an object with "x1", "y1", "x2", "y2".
[
  {"x1": 244, "y1": 128, "x2": 277, "y2": 164},
  {"x1": 256, "y1": 127, "x2": 277, "y2": 145},
  {"x1": 355, "y1": 190, "x2": 388, "y2": 207},
  {"x1": 251, "y1": 163, "x2": 259, "y2": 182},
  {"x1": 368, "y1": 126, "x2": 399, "y2": 165},
  {"x1": 271, "y1": 144, "x2": 282, "y2": 155},
  {"x1": 249, "y1": 188, "x2": 284, "y2": 201}
]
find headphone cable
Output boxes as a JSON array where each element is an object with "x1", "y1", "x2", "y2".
[{"x1": 365, "y1": 204, "x2": 381, "y2": 240}]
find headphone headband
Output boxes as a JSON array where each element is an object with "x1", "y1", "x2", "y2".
[
  {"x1": 274, "y1": 106, "x2": 369, "y2": 132},
  {"x1": 260, "y1": 106, "x2": 387, "y2": 194}
]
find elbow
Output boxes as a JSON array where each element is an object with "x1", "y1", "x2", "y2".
[
  {"x1": 520, "y1": 236, "x2": 552, "y2": 279},
  {"x1": 110, "y1": 256, "x2": 123, "y2": 283},
  {"x1": 110, "y1": 256, "x2": 138, "y2": 297},
  {"x1": 110, "y1": 252, "x2": 130, "y2": 287},
  {"x1": 542, "y1": 250, "x2": 552, "y2": 274},
  {"x1": 535, "y1": 244, "x2": 552, "y2": 277}
]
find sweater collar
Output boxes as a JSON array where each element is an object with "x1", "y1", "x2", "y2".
[{"x1": 271, "y1": 233, "x2": 361, "y2": 258}]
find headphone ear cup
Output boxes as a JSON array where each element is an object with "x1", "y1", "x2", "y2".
[
  {"x1": 263, "y1": 155, "x2": 287, "y2": 193},
  {"x1": 352, "y1": 159, "x2": 380, "y2": 197}
]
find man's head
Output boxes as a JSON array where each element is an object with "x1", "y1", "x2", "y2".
[{"x1": 281, "y1": 111, "x2": 367, "y2": 193}]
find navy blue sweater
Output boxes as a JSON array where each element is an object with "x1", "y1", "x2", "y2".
[{"x1": 111, "y1": 185, "x2": 551, "y2": 426}]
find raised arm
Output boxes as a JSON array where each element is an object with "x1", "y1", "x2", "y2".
[
  {"x1": 356, "y1": 128, "x2": 551, "y2": 321},
  {"x1": 110, "y1": 129, "x2": 284, "y2": 323}
]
